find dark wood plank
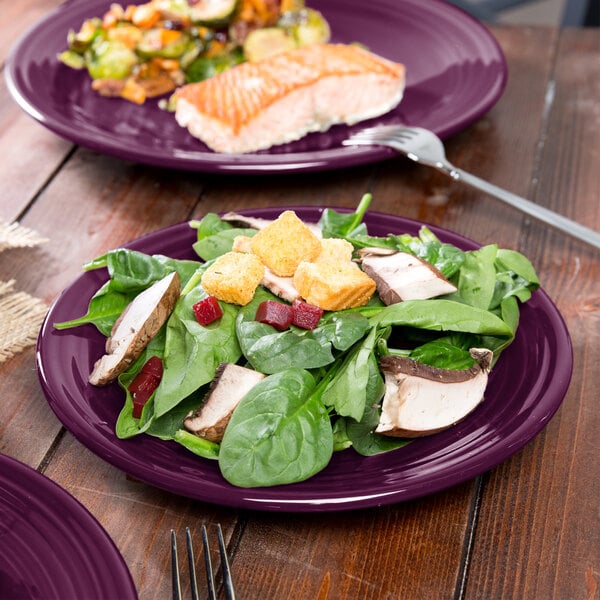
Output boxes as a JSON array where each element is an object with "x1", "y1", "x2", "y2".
[
  {"x1": 227, "y1": 488, "x2": 476, "y2": 600},
  {"x1": 0, "y1": 1, "x2": 76, "y2": 219},
  {"x1": 0, "y1": 76, "x2": 73, "y2": 222},
  {"x1": 465, "y1": 27, "x2": 600, "y2": 600},
  {"x1": 0, "y1": 0, "x2": 63, "y2": 64}
]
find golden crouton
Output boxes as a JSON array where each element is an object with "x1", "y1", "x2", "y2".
[
  {"x1": 249, "y1": 211, "x2": 322, "y2": 277},
  {"x1": 232, "y1": 235, "x2": 253, "y2": 253},
  {"x1": 293, "y1": 261, "x2": 376, "y2": 311},
  {"x1": 315, "y1": 238, "x2": 354, "y2": 263},
  {"x1": 201, "y1": 252, "x2": 264, "y2": 305}
]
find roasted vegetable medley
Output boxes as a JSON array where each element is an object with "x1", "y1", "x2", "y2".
[{"x1": 59, "y1": 0, "x2": 331, "y2": 104}]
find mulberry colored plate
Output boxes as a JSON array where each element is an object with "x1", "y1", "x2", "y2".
[
  {"x1": 5, "y1": 0, "x2": 507, "y2": 174},
  {"x1": 36, "y1": 208, "x2": 572, "y2": 512},
  {"x1": 0, "y1": 453, "x2": 137, "y2": 599}
]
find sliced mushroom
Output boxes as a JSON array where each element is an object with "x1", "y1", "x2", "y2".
[
  {"x1": 221, "y1": 212, "x2": 274, "y2": 230},
  {"x1": 359, "y1": 250, "x2": 457, "y2": 304},
  {"x1": 261, "y1": 267, "x2": 301, "y2": 303},
  {"x1": 221, "y1": 212, "x2": 322, "y2": 237},
  {"x1": 375, "y1": 348, "x2": 493, "y2": 437},
  {"x1": 183, "y1": 363, "x2": 266, "y2": 442},
  {"x1": 89, "y1": 271, "x2": 180, "y2": 386}
]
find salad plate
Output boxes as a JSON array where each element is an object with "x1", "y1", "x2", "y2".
[
  {"x1": 36, "y1": 207, "x2": 572, "y2": 512},
  {"x1": 5, "y1": 0, "x2": 507, "y2": 174},
  {"x1": 0, "y1": 453, "x2": 137, "y2": 598}
]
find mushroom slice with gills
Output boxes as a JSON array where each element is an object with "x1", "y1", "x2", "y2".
[
  {"x1": 88, "y1": 271, "x2": 180, "y2": 386},
  {"x1": 183, "y1": 363, "x2": 266, "y2": 443},
  {"x1": 359, "y1": 249, "x2": 457, "y2": 304},
  {"x1": 376, "y1": 348, "x2": 493, "y2": 438}
]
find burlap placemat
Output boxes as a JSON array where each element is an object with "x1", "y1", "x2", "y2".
[
  {"x1": 0, "y1": 221, "x2": 48, "y2": 252},
  {"x1": 0, "y1": 222, "x2": 49, "y2": 362},
  {"x1": 0, "y1": 280, "x2": 48, "y2": 363}
]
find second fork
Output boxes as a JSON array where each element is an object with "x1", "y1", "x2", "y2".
[{"x1": 171, "y1": 525, "x2": 236, "y2": 600}]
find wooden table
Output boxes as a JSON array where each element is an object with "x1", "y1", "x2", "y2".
[{"x1": 1, "y1": 3, "x2": 598, "y2": 598}]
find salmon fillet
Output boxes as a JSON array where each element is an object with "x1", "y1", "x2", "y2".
[{"x1": 174, "y1": 43, "x2": 406, "y2": 153}]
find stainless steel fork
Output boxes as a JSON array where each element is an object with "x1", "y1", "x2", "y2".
[
  {"x1": 171, "y1": 525, "x2": 236, "y2": 600},
  {"x1": 343, "y1": 125, "x2": 600, "y2": 250}
]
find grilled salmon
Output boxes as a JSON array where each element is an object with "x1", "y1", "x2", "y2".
[{"x1": 174, "y1": 43, "x2": 406, "y2": 153}]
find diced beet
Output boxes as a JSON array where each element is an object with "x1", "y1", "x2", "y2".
[
  {"x1": 193, "y1": 295, "x2": 223, "y2": 325},
  {"x1": 255, "y1": 300, "x2": 293, "y2": 331},
  {"x1": 291, "y1": 299, "x2": 323, "y2": 330},
  {"x1": 128, "y1": 356, "x2": 163, "y2": 419},
  {"x1": 139, "y1": 355, "x2": 163, "y2": 379}
]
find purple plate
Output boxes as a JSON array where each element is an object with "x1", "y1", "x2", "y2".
[
  {"x1": 5, "y1": 0, "x2": 507, "y2": 174},
  {"x1": 0, "y1": 453, "x2": 137, "y2": 599},
  {"x1": 36, "y1": 207, "x2": 572, "y2": 512}
]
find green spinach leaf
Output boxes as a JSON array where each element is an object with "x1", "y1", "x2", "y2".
[
  {"x1": 320, "y1": 326, "x2": 378, "y2": 422},
  {"x1": 218, "y1": 369, "x2": 333, "y2": 487},
  {"x1": 369, "y1": 299, "x2": 514, "y2": 337},
  {"x1": 318, "y1": 193, "x2": 372, "y2": 238}
]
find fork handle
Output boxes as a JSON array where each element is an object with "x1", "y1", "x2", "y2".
[{"x1": 440, "y1": 164, "x2": 600, "y2": 250}]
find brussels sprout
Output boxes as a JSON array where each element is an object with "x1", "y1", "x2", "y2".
[
  {"x1": 185, "y1": 49, "x2": 244, "y2": 83},
  {"x1": 137, "y1": 28, "x2": 191, "y2": 58},
  {"x1": 67, "y1": 18, "x2": 103, "y2": 53},
  {"x1": 86, "y1": 39, "x2": 138, "y2": 80},
  {"x1": 58, "y1": 50, "x2": 86, "y2": 70},
  {"x1": 189, "y1": 0, "x2": 238, "y2": 26},
  {"x1": 280, "y1": 8, "x2": 331, "y2": 47},
  {"x1": 243, "y1": 27, "x2": 296, "y2": 62},
  {"x1": 153, "y1": 0, "x2": 190, "y2": 20}
]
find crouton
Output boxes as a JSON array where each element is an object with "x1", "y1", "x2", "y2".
[
  {"x1": 232, "y1": 235, "x2": 253, "y2": 253},
  {"x1": 249, "y1": 210, "x2": 322, "y2": 277},
  {"x1": 201, "y1": 252, "x2": 264, "y2": 305},
  {"x1": 293, "y1": 261, "x2": 376, "y2": 311},
  {"x1": 315, "y1": 238, "x2": 354, "y2": 263}
]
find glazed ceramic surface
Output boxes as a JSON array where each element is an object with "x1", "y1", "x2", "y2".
[{"x1": 0, "y1": 453, "x2": 137, "y2": 599}]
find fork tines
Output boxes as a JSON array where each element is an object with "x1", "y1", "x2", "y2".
[
  {"x1": 343, "y1": 124, "x2": 421, "y2": 146},
  {"x1": 171, "y1": 525, "x2": 236, "y2": 600}
]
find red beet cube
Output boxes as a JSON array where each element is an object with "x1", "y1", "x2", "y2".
[
  {"x1": 193, "y1": 295, "x2": 223, "y2": 325},
  {"x1": 255, "y1": 300, "x2": 293, "y2": 331},
  {"x1": 140, "y1": 355, "x2": 163, "y2": 379},
  {"x1": 128, "y1": 356, "x2": 163, "y2": 418},
  {"x1": 291, "y1": 299, "x2": 323, "y2": 330}
]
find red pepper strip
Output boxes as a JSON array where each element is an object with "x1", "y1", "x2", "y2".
[
  {"x1": 128, "y1": 356, "x2": 163, "y2": 419},
  {"x1": 193, "y1": 295, "x2": 223, "y2": 325},
  {"x1": 291, "y1": 299, "x2": 323, "y2": 330},
  {"x1": 255, "y1": 300, "x2": 293, "y2": 331}
]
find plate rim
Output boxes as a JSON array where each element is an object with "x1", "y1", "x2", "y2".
[
  {"x1": 36, "y1": 207, "x2": 573, "y2": 512},
  {"x1": 0, "y1": 452, "x2": 137, "y2": 598}
]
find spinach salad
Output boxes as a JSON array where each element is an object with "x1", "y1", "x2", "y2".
[{"x1": 55, "y1": 196, "x2": 539, "y2": 488}]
